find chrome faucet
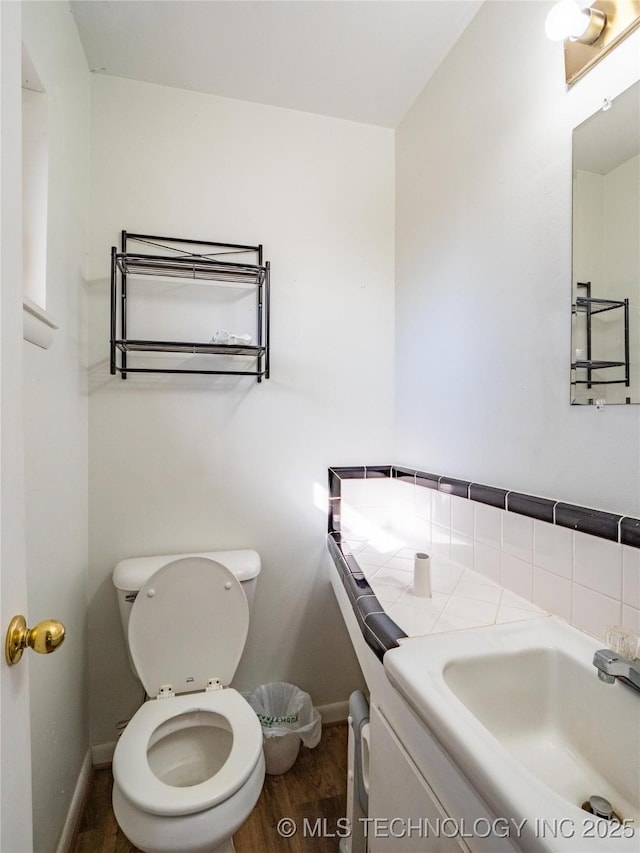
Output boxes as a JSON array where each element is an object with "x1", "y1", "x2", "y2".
[{"x1": 593, "y1": 649, "x2": 640, "y2": 693}]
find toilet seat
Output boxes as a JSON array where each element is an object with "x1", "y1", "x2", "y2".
[
  {"x1": 113, "y1": 687, "x2": 263, "y2": 817},
  {"x1": 127, "y1": 557, "x2": 249, "y2": 698}
]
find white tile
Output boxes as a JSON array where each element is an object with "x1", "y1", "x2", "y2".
[
  {"x1": 340, "y1": 480, "x2": 372, "y2": 507},
  {"x1": 369, "y1": 582, "x2": 404, "y2": 606},
  {"x1": 343, "y1": 537, "x2": 368, "y2": 555},
  {"x1": 573, "y1": 532, "x2": 622, "y2": 600},
  {"x1": 533, "y1": 520, "x2": 572, "y2": 579},
  {"x1": 475, "y1": 502, "x2": 502, "y2": 548},
  {"x1": 357, "y1": 561, "x2": 380, "y2": 581},
  {"x1": 341, "y1": 504, "x2": 392, "y2": 538},
  {"x1": 502, "y1": 512, "x2": 533, "y2": 562},
  {"x1": 430, "y1": 523, "x2": 450, "y2": 558},
  {"x1": 387, "y1": 602, "x2": 440, "y2": 637},
  {"x1": 500, "y1": 589, "x2": 542, "y2": 612},
  {"x1": 391, "y1": 515, "x2": 431, "y2": 551},
  {"x1": 496, "y1": 607, "x2": 545, "y2": 625},
  {"x1": 473, "y1": 541, "x2": 501, "y2": 584},
  {"x1": 358, "y1": 545, "x2": 397, "y2": 566},
  {"x1": 363, "y1": 477, "x2": 396, "y2": 505},
  {"x1": 397, "y1": 588, "x2": 450, "y2": 613},
  {"x1": 431, "y1": 612, "x2": 489, "y2": 633},
  {"x1": 451, "y1": 495, "x2": 474, "y2": 537},
  {"x1": 431, "y1": 491, "x2": 451, "y2": 529},
  {"x1": 385, "y1": 555, "x2": 415, "y2": 573},
  {"x1": 572, "y1": 584, "x2": 621, "y2": 641},
  {"x1": 453, "y1": 580, "x2": 502, "y2": 604},
  {"x1": 370, "y1": 566, "x2": 412, "y2": 590},
  {"x1": 622, "y1": 605, "x2": 640, "y2": 634},
  {"x1": 390, "y1": 480, "x2": 420, "y2": 524},
  {"x1": 622, "y1": 545, "x2": 640, "y2": 609},
  {"x1": 450, "y1": 532, "x2": 474, "y2": 570},
  {"x1": 460, "y1": 568, "x2": 499, "y2": 586},
  {"x1": 396, "y1": 546, "x2": 423, "y2": 561},
  {"x1": 430, "y1": 559, "x2": 464, "y2": 595},
  {"x1": 532, "y1": 565, "x2": 572, "y2": 622},
  {"x1": 444, "y1": 595, "x2": 498, "y2": 624},
  {"x1": 414, "y1": 485, "x2": 431, "y2": 521},
  {"x1": 500, "y1": 553, "x2": 533, "y2": 601}
]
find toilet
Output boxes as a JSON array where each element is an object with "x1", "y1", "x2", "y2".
[{"x1": 111, "y1": 550, "x2": 265, "y2": 853}]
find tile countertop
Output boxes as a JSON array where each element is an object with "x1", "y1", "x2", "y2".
[{"x1": 342, "y1": 531, "x2": 548, "y2": 640}]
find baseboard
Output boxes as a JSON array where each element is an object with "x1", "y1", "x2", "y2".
[
  {"x1": 56, "y1": 748, "x2": 92, "y2": 853},
  {"x1": 91, "y1": 740, "x2": 117, "y2": 767},
  {"x1": 317, "y1": 700, "x2": 349, "y2": 725}
]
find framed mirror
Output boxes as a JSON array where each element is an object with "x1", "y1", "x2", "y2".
[{"x1": 571, "y1": 80, "x2": 640, "y2": 405}]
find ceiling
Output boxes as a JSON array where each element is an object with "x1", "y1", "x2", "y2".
[{"x1": 69, "y1": 1, "x2": 482, "y2": 128}]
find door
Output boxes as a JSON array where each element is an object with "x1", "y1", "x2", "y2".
[{"x1": 0, "y1": 2, "x2": 35, "y2": 850}]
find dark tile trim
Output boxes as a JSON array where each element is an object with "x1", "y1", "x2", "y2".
[
  {"x1": 469, "y1": 483, "x2": 508, "y2": 510},
  {"x1": 365, "y1": 465, "x2": 392, "y2": 478},
  {"x1": 555, "y1": 503, "x2": 621, "y2": 541},
  {"x1": 341, "y1": 571, "x2": 374, "y2": 606},
  {"x1": 327, "y1": 463, "x2": 640, "y2": 661},
  {"x1": 415, "y1": 471, "x2": 439, "y2": 491},
  {"x1": 328, "y1": 464, "x2": 640, "y2": 549},
  {"x1": 329, "y1": 466, "x2": 366, "y2": 479},
  {"x1": 327, "y1": 532, "x2": 403, "y2": 660},
  {"x1": 363, "y1": 613, "x2": 407, "y2": 660},
  {"x1": 621, "y1": 517, "x2": 640, "y2": 548},
  {"x1": 439, "y1": 477, "x2": 470, "y2": 498},
  {"x1": 328, "y1": 498, "x2": 340, "y2": 533},
  {"x1": 507, "y1": 492, "x2": 555, "y2": 523},
  {"x1": 328, "y1": 469, "x2": 341, "y2": 499},
  {"x1": 393, "y1": 467, "x2": 416, "y2": 483}
]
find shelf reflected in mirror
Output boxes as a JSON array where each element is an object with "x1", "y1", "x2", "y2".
[{"x1": 571, "y1": 79, "x2": 640, "y2": 405}]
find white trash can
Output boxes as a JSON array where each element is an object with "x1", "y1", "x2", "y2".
[{"x1": 248, "y1": 682, "x2": 322, "y2": 775}]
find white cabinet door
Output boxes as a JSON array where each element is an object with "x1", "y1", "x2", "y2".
[{"x1": 368, "y1": 703, "x2": 469, "y2": 853}]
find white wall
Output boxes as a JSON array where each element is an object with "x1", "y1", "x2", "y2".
[
  {"x1": 21, "y1": 3, "x2": 90, "y2": 851},
  {"x1": 395, "y1": 0, "x2": 640, "y2": 517},
  {"x1": 87, "y1": 75, "x2": 394, "y2": 749}
]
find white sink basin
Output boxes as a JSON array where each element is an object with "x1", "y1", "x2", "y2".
[{"x1": 384, "y1": 617, "x2": 640, "y2": 851}]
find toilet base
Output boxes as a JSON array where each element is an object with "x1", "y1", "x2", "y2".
[{"x1": 113, "y1": 753, "x2": 265, "y2": 853}]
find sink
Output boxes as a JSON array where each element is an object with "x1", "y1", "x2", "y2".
[
  {"x1": 444, "y1": 646, "x2": 639, "y2": 824},
  {"x1": 384, "y1": 617, "x2": 640, "y2": 851}
]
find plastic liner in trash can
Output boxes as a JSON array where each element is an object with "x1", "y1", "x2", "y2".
[{"x1": 248, "y1": 682, "x2": 322, "y2": 775}]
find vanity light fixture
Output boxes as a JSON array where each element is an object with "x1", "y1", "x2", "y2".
[
  {"x1": 545, "y1": 0, "x2": 607, "y2": 43},
  {"x1": 545, "y1": 0, "x2": 640, "y2": 86}
]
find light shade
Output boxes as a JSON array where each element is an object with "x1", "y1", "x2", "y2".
[{"x1": 545, "y1": 0, "x2": 606, "y2": 44}]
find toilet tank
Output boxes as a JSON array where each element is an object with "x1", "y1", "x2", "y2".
[{"x1": 113, "y1": 549, "x2": 261, "y2": 677}]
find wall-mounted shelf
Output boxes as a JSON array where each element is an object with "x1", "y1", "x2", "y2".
[
  {"x1": 110, "y1": 231, "x2": 270, "y2": 380},
  {"x1": 571, "y1": 283, "x2": 629, "y2": 393}
]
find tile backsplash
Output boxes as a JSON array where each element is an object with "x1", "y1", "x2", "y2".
[{"x1": 329, "y1": 466, "x2": 640, "y2": 643}]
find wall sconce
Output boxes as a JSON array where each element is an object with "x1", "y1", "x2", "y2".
[{"x1": 545, "y1": 0, "x2": 640, "y2": 85}]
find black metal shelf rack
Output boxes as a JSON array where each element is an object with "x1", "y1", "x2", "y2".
[
  {"x1": 110, "y1": 231, "x2": 270, "y2": 381},
  {"x1": 571, "y1": 282, "x2": 629, "y2": 393}
]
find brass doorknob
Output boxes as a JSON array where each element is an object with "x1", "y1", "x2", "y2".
[{"x1": 5, "y1": 615, "x2": 66, "y2": 666}]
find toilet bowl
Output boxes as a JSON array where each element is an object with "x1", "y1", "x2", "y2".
[{"x1": 111, "y1": 553, "x2": 265, "y2": 853}]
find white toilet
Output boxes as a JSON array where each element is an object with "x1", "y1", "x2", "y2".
[{"x1": 111, "y1": 550, "x2": 265, "y2": 853}]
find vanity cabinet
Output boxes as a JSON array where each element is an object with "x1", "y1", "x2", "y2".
[
  {"x1": 110, "y1": 231, "x2": 270, "y2": 381},
  {"x1": 368, "y1": 704, "x2": 470, "y2": 853}
]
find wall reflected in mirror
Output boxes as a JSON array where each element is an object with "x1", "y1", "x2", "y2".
[{"x1": 571, "y1": 80, "x2": 639, "y2": 405}]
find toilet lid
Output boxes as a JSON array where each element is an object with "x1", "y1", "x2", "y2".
[{"x1": 128, "y1": 557, "x2": 249, "y2": 698}]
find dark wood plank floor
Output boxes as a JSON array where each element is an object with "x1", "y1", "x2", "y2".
[{"x1": 71, "y1": 723, "x2": 348, "y2": 853}]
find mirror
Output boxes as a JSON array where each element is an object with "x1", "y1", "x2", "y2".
[{"x1": 571, "y1": 80, "x2": 640, "y2": 405}]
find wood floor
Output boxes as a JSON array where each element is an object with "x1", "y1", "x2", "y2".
[{"x1": 71, "y1": 723, "x2": 348, "y2": 853}]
